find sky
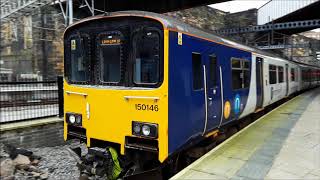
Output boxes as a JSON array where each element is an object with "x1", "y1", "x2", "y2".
[{"x1": 209, "y1": 0, "x2": 269, "y2": 13}]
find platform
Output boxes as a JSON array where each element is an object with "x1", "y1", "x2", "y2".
[{"x1": 172, "y1": 88, "x2": 320, "y2": 179}]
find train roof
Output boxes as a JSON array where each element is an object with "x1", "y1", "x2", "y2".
[{"x1": 67, "y1": 11, "x2": 319, "y2": 68}]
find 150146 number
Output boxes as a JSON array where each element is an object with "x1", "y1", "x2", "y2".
[{"x1": 135, "y1": 104, "x2": 159, "y2": 112}]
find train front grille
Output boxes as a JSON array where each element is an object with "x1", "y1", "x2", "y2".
[{"x1": 67, "y1": 125, "x2": 87, "y2": 141}]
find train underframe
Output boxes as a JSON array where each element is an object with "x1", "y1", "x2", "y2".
[
  {"x1": 67, "y1": 134, "x2": 164, "y2": 179},
  {"x1": 66, "y1": 110, "x2": 265, "y2": 180}
]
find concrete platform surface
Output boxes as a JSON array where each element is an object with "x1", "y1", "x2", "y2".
[{"x1": 172, "y1": 88, "x2": 320, "y2": 180}]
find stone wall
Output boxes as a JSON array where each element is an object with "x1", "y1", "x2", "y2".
[
  {"x1": 165, "y1": 6, "x2": 258, "y2": 43},
  {"x1": 0, "y1": 119, "x2": 65, "y2": 148},
  {"x1": 224, "y1": 9, "x2": 258, "y2": 28},
  {"x1": 165, "y1": 6, "x2": 228, "y2": 31},
  {"x1": 0, "y1": 6, "x2": 64, "y2": 81}
]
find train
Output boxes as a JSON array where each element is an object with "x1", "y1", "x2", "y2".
[{"x1": 63, "y1": 11, "x2": 320, "y2": 179}]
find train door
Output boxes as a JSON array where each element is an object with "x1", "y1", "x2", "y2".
[
  {"x1": 256, "y1": 57, "x2": 264, "y2": 110},
  {"x1": 285, "y1": 64, "x2": 289, "y2": 96},
  {"x1": 203, "y1": 54, "x2": 221, "y2": 134}
]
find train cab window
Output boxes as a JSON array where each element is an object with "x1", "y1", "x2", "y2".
[
  {"x1": 209, "y1": 55, "x2": 217, "y2": 88},
  {"x1": 68, "y1": 36, "x2": 90, "y2": 83},
  {"x1": 231, "y1": 58, "x2": 250, "y2": 90},
  {"x1": 192, "y1": 53, "x2": 203, "y2": 90},
  {"x1": 133, "y1": 31, "x2": 160, "y2": 85},
  {"x1": 291, "y1": 68, "x2": 295, "y2": 81},
  {"x1": 278, "y1": 66, "x2": 284, "y2": 83},
  {"x1": 98, "y1": 33, "x2": 122, "y2": 83},
  {"x1": 269, "y1": 65, "x2": 277, "y2": 84}
]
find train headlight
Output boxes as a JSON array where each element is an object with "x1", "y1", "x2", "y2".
[
  {"x1": 76, "y1": 115, "x2": 81, "y2": 123},
  {"x1": 133, "y1": 124, "x2": 141, "y2": 134},
  {"x1": 69, "y1": 115, "x2": 76, "y2": 124},
  {"x1": 142, "y1": 125, "x2": 151, "y2": 136},
  {"x1": 132, "y1": 121, "x2": 158, "y2": 138},
  {"x1": 66, "y1": 113, "x2": 82, "y2": 126}
]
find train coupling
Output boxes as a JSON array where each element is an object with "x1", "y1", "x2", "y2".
[
  {"x1": 70, "y1": 146, "x2": 122, "y2": 179},
  {"x1": 70, "y1": 146, "x2": 163, "y2": 180}
]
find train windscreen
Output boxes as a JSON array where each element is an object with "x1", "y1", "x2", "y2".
[
  {"x1": 67, "y1": 36, "x2": 90, "y2": 83},
  {"x1": 64, "y1": 17, "x2": 163, "y2": 87},
  {"x1": 99, "y1": 34, "x2": 122, "y2": 83},
  {"x1": 133, "y1": 30, "x2": 160, "y2": 85}
]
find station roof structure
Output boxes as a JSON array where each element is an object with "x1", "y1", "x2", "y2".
[
  {"x1": 257, "y1": 0, "x2": 320, "y2": 34},
  {"x1": 258, "y1": 0, "x2": 320, "y2": 25}
]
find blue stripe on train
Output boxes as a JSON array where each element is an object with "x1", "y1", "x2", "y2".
[{"x1": 168, "y1": 31, "x2": 252, "y2": 154}]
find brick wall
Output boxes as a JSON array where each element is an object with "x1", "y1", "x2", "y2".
[{"x1": 0, "y1": 119, "x2": 65, "y2": 148}]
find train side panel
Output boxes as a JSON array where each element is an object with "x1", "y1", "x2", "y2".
[{"x1": 168, "y1": 31, "x2": 252, "y2": 154}]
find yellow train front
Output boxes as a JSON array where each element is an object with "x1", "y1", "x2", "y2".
[{"x1": 63, "y1": 12, "x2": 169, "y2": 178}]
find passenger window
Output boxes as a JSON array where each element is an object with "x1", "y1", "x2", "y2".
[
  {"x1": 98, "y1": 33, "x2": 122, "y2": 83},
  {"x1": 232, "y1": 59, "x2": 242, "y2": 89},
  {"x1": 209, "y1": 55, "x2": 217, "y2": 88},
  {"x1": 243, "y1": 61, "x2": 250, "y2": 69},
  {"x1": 231, "y1": 58, "x2": 250, "y2": 90},
  {"x1": 269, "y1": 65, "x2": 277, "y2": 84},
  {"x1": 278, "y1": 66, "x2": 284, "y2": 83},
  {"x1": 192, "y1": 53, "x2": 203, "y2": 90},
  {"x1": 291, "y1": 68, "x2": 295, "y2": 81},
  {"x1": 243, "y1": 61, "x2": 250, "y2": 88},
  {"x1": 232, "y1": 60, "x2": 241, "y2": 68}
]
